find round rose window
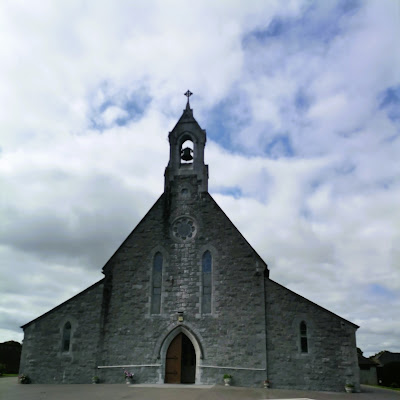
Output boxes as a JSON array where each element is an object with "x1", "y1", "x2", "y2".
[{"x1": 171, "y1": 217, "x2": 197, "y2": 242}]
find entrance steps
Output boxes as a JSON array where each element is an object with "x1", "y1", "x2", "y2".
[{"x1": 129, "y1": 384, "x2": 214, "y2": 389}]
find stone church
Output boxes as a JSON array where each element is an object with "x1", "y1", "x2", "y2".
[{"x1": 20, "y1": 95, "x2": 360, "y2": 391}]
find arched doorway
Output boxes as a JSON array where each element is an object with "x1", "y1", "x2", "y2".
[{"x1": 165, "y1": 333, "x2": 196, "y2": 383}]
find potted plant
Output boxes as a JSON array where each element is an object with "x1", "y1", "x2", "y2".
[
  {"x1": 223, "y1": 374, "x2": 232, "y2": 386},
  {"x1": 263, "y1": 379, "x2": 270, "y2": 388},
  {"x1": 18, "y1": 374, "x2": 31, "y2": 384},
  {"x1": 345, "y1": 383, "x2": 354, "y2": 393},
  {"x1": 124, "y1": 370, "x2": 134, "y2": 384},
  {"x1": 92, "y1": 376, "x2": 100, "y2": 384}
]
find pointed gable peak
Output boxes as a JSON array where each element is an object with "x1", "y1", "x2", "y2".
[
  {"x1": 169, "y1": 90, "x2": 206, "y2": 137},
  {"x1": 174, "y1": 89, "x2": 197, "y2": 126},
  {"x1": 179, "y1": 101, "x2": 195, "y2": 122}
]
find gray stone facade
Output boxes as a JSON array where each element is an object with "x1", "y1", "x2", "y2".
[
  {"x1": 266, "y1": 280, "x2": 359, "y2": 391},
  {"x1": 20, "y1": 281, "x2": 104, "y2": 383},
  {"x1": 20, "y1": 100, "x2": 360, "y2": 391}
]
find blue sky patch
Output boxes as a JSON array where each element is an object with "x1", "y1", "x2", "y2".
[
  {"x1": 89, "y1": 85, "x2": 151, "y2": 131},
  {"x1": 379, "y1": 85, "x2": 400, "y2": 123},
  {"x1": 265, "y1": 134, "x2": 294, "y2": 158},
  {"x1": 205, "y1": 103, "x2": 232, "y2": 150},
  {"x1": 300, "y1": 207, "x2": 312, "y2": 220},
  {"x1": 336, "y1": 0, "x2": 362, "y2": 16},
  {"x1": 206, "y1": 95, "x2": 252, "y2": 151},
  {"x1": 250, "y1": 17, "x2": 285, "y2": 40},
  {"x1": 123, "y1": 95, "x2": 151, "y2": 121},
  {"x1": 242, "y1": 17, "x2": 291, "y2": 46},
  {"x1": 367, "y1": 283, "x2": 393, "y2": 299},
  {"x1": 335, "y1": 161, "x2": 356, "y2": 175},
  {"x1": 310, "y1": 179, "x2": 322, "y2": 191},
  {"x1": 212, "y1": 186, "x2": 242, "y2": 199},
  {"x1": 243, "y1": 1, "x2": 361, "y2": 49},
  {"x1": 295, "y1": 89, "x2": 312, "y2": 112}
]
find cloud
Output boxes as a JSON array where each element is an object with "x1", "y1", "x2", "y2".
[{"x1": 0, "y1": 0, "x2": 399, "y2": 358}]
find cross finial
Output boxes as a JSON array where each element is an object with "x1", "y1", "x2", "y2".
[{"x1": 184, "y1": 90, "x2": 193, "y2": 106}]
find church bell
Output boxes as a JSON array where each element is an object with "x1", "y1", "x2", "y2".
[{"x1": 181, "y1": 147, "x2": 193, "y2": 161}]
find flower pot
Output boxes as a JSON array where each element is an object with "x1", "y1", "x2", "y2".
[
  {"x1": 224, "y1": 378, "x2": 231, "y2": 386},
  {"x1": 345, "y1": 386, "x2": 353, "y2": 393}
]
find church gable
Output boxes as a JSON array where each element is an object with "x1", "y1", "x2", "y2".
[
  {"x1": 97, "y1": 180, "x2": 269, "y2": 381},
  {"x1": 19, "y1": 280, "x2": 104, "y2": 384},
  {"x1": 19, "y1": 94, "x2": 360, "y2": 391},
  {"x1": 266, "y1": 279, "x2": 359, "y2": 391},
  {"x1": 101, "y1": 193, "x2": 166, "y2": 275},
  {"x1": 267, "y1": 279, "x2": 358, "y2": 328},
  {"x1": 21, "y1": 279, "x2": 104, "y2": 329}
]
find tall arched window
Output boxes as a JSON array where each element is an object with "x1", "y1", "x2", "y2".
[
  {"x1": 202, "y1": 251, "x2": 212, "y2": 314},
  {"x1": 300, "y1": 321, "x2": 308, "y2": 353},
  {"x1": 151, "y1": 252, "x2": 163, "y2": 314},
  {"x1": 62, "y1": 321, "x2": 72, "y2": 352}
]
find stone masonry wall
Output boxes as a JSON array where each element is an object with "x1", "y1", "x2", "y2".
[
  {"x1": 19, "y1": 281, "x2": 104, "y2": 384},
  {"x1": 19, "y1": 107, "x2": 361, "y2": 390},
  {"x1": 98, "y1": 179, "x2": 267, "y2": 386},
  {"x1": 265, "y1": 279, "x2": 360, "y2": 392}
]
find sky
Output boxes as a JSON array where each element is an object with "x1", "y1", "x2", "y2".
[{"x1": 0, "y1": 0, "x2": 399, "y2": 358}]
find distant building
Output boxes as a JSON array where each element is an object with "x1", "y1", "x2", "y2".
[
  {"x1": 19, "y1": 97, "x2": 360, "y2": 391},
  {"x1": 372, "y1": 351, "x2": 400, "y2": 367},
  {"x1": 0, "y1": 341, "x2": 22, "y2": 374},
  {"x1": 358, "y1": 348, "x2": 378, "y2": 385},
  {"x1": 372, "y1": 351, "x2": 400, "y2": 387}
]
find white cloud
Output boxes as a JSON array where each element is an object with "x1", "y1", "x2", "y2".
[{"x1": 0, "y1": 0, "x2": 399, "y2": 358}]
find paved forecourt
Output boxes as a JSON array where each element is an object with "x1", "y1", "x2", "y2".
[{"x1": 1, "y1": 379, "x2": 400, "y2": 400}]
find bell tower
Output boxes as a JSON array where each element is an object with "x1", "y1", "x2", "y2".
[{"x1": 164, "y1": 91, "x2": 208, "y2": 193}]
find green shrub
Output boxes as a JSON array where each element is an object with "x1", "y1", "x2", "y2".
[
  {"x1": 390, "y1": 382, "x2": 399, "y2": 388},
  {"x1": 18, "y1": 374, "x2": 31, "y2": 384}
]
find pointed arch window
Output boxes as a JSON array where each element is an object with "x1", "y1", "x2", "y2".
[
  {"x1": 62, "y1": 321, "x2": 72, "y2": 352},
  {"x1": 151, "y1": 252, "x2": 163, "y2": 314},
  {"x1": 202, "y1": 251, "x2": 212, "y2": 314},
  {"x1": 300, "y1": 321, "x2": 308, "y2": 353}
]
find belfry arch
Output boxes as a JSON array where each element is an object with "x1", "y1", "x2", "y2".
[
  {"x1": 164, "y1": 98, "x2": 208, "y2": 193},
  {"x1": 179, "y1": 135, "x2": 194, "y2": 164}
]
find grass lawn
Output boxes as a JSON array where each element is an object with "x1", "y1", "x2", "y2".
[
  {"x1": 0, "y1": 374, "x2": 18, "y2": 377},
  {"x1": 367, "y1": 384, "x2": 400, "y2": 392}
]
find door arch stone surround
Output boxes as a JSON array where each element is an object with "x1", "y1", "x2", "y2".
[{"x1": 155, "y1": 324, "x2": 204, "y2": 384}]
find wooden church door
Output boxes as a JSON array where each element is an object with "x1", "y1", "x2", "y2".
[
  {"x1": 165, "y1": 333, "x2": 196, "y2": 384},
  {"x1": 165, "y1": 333, "x2": 182, "y2": 383}
]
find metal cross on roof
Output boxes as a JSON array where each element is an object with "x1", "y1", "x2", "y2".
[{"x1": 184, "y1": 90, "x2": 193, "y2": 102}]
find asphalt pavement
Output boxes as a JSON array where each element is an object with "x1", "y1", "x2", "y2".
[{"x1": 1, "y1": 378, "x2": 399, "y2": 400}]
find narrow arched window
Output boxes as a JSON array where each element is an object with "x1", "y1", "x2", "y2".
[
  {"x1": 62, "y1": 322, "x2": 71, "y2": 352},
  {"x1": 202, "y1": 251, "x2": 212, "y2": 314},
  {"x1": 151, "y1": 252, "x2": 163, "y2": 314},
  {"x1": 300, "y1": 321, "x2": 308, "y2": 353}
]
